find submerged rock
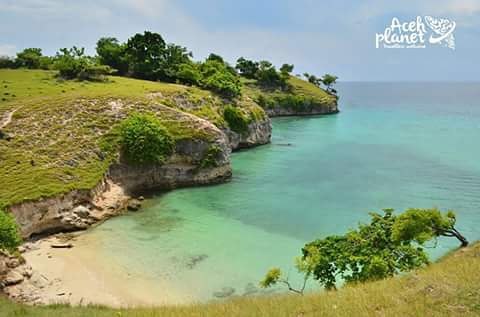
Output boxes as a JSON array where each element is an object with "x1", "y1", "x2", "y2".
[
  {"x1": 185, "y1": 254, "x2": 208, "y2": 269},
  {"x1": 127, "y1": 199, "x2": 142, "y2": 211}
]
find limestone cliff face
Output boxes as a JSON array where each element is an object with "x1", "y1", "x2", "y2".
[
  {"x1": 9, "y1": 117, "x2": 232, "y2": 238},
  {"x1": 224, "y1": 117, "x2": 272, "y2": 150},
  {"x1": 266, "y1": 99, "x2": 339, "y2": 117},
  {"x1": 109, "y1": 131, "x2": 232, "y2": 193},
  {"x1": 9, "y1": 181, "x2": 108, "y2": 238}
]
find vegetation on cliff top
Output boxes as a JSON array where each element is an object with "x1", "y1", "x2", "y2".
[
  {"x1": 0, "y1": 70, "x2": 225, "y2": 207},
  {"x1": 1, "y1": 242, "x2": 479, "y2": 317},
  {"x1": 0, "y1": 50, "x2": 333, "y2": 208}
]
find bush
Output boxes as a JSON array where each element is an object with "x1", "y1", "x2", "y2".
[
  {"x1": 223, "y1": 105, "x2": 249, "y2": 134},
  {"x1": 15, "y1": 48, "x2": 43, "y2": 69},
  {"x1": 176, "y1": 62, "x2": 201, "y2": 86},
  {"x1": 0, "y1": 56, "x2": 15, "y2": 69},
  {"x1": 0, "y1": 210, "x2": 21, "y2": 252},
  {"x1": 199, "y1": 145, "x2": 222, "y2": 169},
  {"x1": 55, "y1": 47, "x2": 112, "y2": 81},
  {"x1": 200, "y1": 60, "x2": 241, "y2": 98},
  {"x1": 120, "y1": 113, "x2": 174, "y2": 164}
]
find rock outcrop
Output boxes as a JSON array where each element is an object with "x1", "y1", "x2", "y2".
[
  {"x1": 8, "y1": 111, "x2": 232, "y2": 239},
  {"x1": 224, "y1": 117, "x2": 272, "y2": 150},
  {"x1": 266, "y1": 99, "x2": 339, "y2": 117}
]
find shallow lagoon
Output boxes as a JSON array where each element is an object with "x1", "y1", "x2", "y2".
[{"x1": 82, "y1": 82, "x2": 480, "y2": 303}]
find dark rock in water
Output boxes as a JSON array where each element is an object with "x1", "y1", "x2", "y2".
[
  {"x1": 186, "y1": 254, "x2": 208, "y2": 269},
  {"x1": 276, "y1": 143, "x2": 293, "y2": 147},
  {"x1": 127, "y1": 199, "x2": 142, "y2": 211},
  {"x1": 213, "y1": 287, "x2": 235, "y2": 298}
]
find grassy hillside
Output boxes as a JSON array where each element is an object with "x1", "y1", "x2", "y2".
[
  {"x1": 0, "y1": 70, "x2": 221, "y2": 207},
  {"x1": 1, "y1": 243, "x2": 479, "y2": 317},
  {"x1": 243, "y1": 76, "x2": 337, "y2": 112},
  {"x1": 0, "y1": 69, "x2": 334, "y2": 208}
]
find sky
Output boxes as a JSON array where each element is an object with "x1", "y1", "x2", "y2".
[{"x1": 0, "y1": 0, "x2": 479, "y2": 81}]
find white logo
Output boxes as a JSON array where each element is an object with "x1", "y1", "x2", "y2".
[{"x1": 376, "y1": 16, "x2": 456, "y2": 50}]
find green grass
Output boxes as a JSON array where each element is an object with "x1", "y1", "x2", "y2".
[
  {"x1": 242, "y1": 76, "x2": 337, "y2": 112},
  {"x1": 0, "y1": 69, "x2": 333, "y2": 208},
  {"x1": 1, "y1": 243, "x2": 479, "y2": 317},
  {"x1": 0, "y1": 70, "x2": 228, "y2": 207}
]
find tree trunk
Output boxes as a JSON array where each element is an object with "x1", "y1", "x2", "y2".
[{"x1": 451, "y1": 228, "x2": 469, "y2": 247}]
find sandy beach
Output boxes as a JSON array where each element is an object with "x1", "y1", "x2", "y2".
[{"x1": 6, "y1": 234, "x2": 192, "y2": 307}]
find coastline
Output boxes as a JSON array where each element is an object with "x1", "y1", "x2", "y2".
[{"x1": 2, "y1": 104, "x2": 338, "y2": 306}]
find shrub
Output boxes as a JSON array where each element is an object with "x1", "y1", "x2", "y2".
[
  {"x1": 223, "y1": 105, "x2": 249, "y2": 134},
  {"x1": 119, "y1": 113, "x2": 174, "y2": 164},
  {"x1": 199, "y1": 145, "x2": 222, "y2": 169},
  {"x1": 0, "y1": 210, "x2": 21, "y2": 252},
  {"x1": 200, "y1": 60, "x2": 241, "y2": 98},
  {"x1": 54, "y1": 47, "x2": 112, "y2": 81},
  {"x1": 256, "y1": 94, "x2": 275, "y2": 109},
  {"x1": 15, "y1": 48, "x2": 43, "y2": 69},
  {"x1": 176, "y1": 62, "x2": 201, "y2": 86},
  {"x1": 0, "y1": 56, "x2": 15, "y2": 69}
]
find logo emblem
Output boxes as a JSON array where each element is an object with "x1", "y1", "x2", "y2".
[
  {"x1": 424, "y1": 16, "x2": 456, "y2": 49},
  {"x1": 376, "y1": 16, "x2": 456, "y2": 50}
]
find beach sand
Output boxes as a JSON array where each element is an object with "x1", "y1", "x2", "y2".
[{"x1": 13, "y1": 235, "x2": 190, "y2": 307}]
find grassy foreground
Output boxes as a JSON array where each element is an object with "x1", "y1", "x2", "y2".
[{"x1": 1, "y1": 243, "x2": 479, "y2": 317}]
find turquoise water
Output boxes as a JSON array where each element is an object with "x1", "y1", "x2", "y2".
[{"x1": 85, "y1": 82, "x2": 480, "y2": 302}]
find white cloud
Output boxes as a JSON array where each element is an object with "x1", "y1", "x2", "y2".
[{"x1": 0, "y1": 44, "x2": 16, "y2": 56}]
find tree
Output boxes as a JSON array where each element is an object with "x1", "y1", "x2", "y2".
[
  {"x1": 393, "y1": 208, "x2": 468, "y2": 247},
  {"x1": 206, "y1": 53, "x2": 225, "y2": 64},
  {"x1": 261, "y1": 208, "x2": 467, "y2": 294},
  {"x1": 125, "y1": 31, "x2": 167, "y2": 80},
  {"x1": 162, "y1": 44, "x2": 193, "y2": 82},
  {"x1": 96, "y1": 37, "x2": 128, "y2": 75},
  {"x1": 0, "y1": 209, "x2": 21, "y2": 252},
  {"x1": 0, "y1": 56, "x2": 15, "y2": 69},
  {"x1": 256, "y1": 60, "x2": 283, "y2": 88},
  {"x1": 322, "y1": 74, "x2": 338, "y2": 92},
  {"x1": 199, "y1": 59, "x2": 241, "y2": 98},
  {"x1": 235, "y1": 57, "x2": 259, "y2": 79},
  {"x1": 280, "y1": 63, "x2": 294, "y2": 76},
  {"x1": 303, "y1": 73, "x2": 322, "y2": 87},
  {"x1": 15, "y1": 48, "x2": 43, "y2": 69}
]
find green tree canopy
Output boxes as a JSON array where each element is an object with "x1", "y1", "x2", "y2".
[
  {"x1": 96, "y1": 37, "x2": 128, "y2": 75},
  {"x1": 322, "y1": 74, "x2": 338, "y2": 92},
  {"x1": 15, "y1": 48, "x2": 43, "y2": 69},
  {"x1": 261, "y1": 208, "x2": 468, "y2": 293},
  {"x1": 125, "y1": 31, "x2": 167, "y2": 80},
  {"x1": 235, "y1": 57, "x2": 259, "y2": 79}
]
